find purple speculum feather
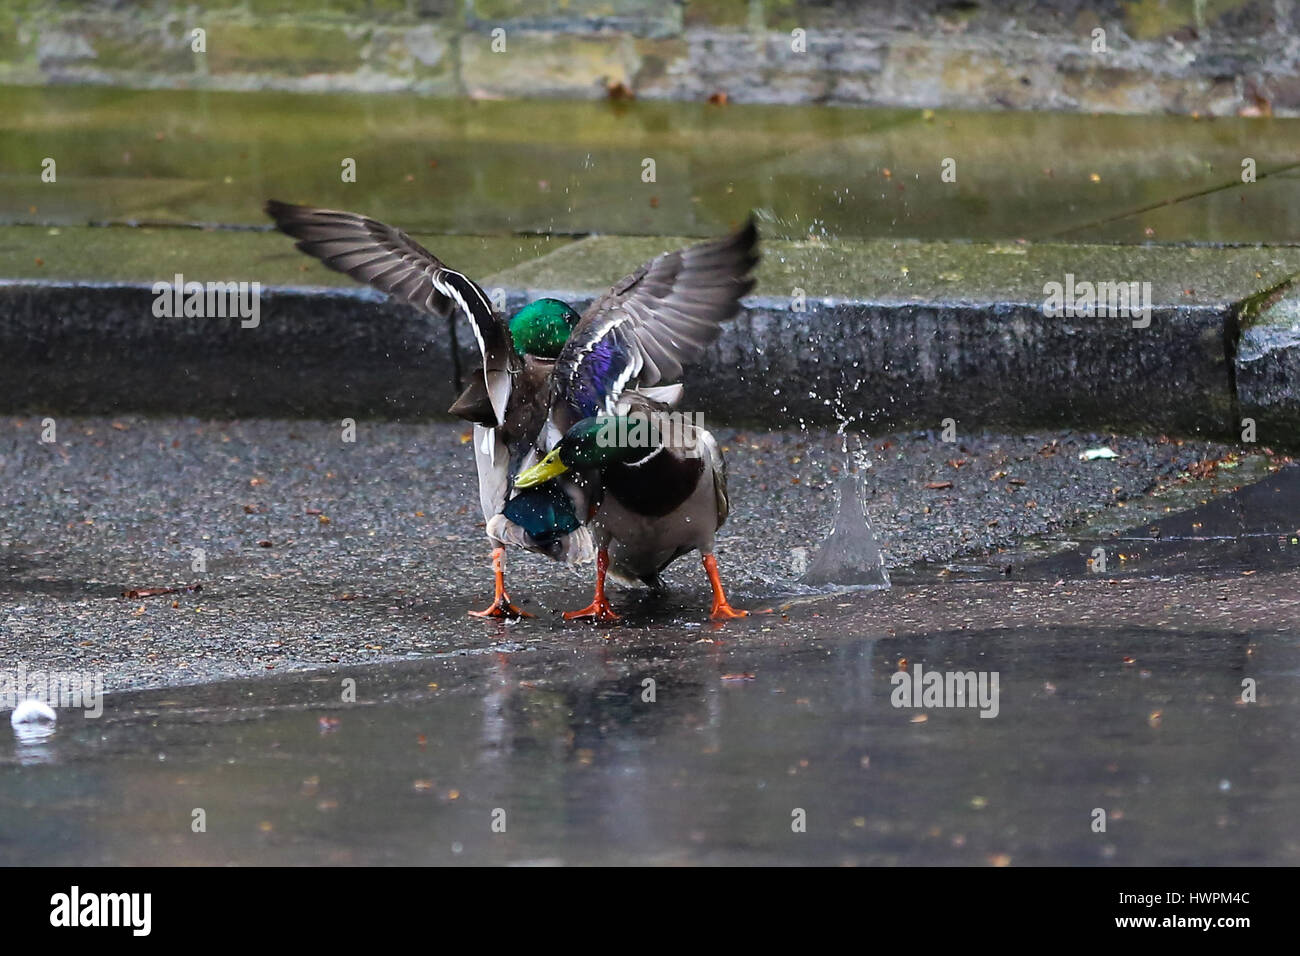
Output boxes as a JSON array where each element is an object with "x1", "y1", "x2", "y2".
[{"x1": 572, "y1": 336, "x2": 631, "y2": 418}]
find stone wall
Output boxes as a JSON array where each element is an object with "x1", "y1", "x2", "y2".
[{"x1": 2, "y1": 1, "x2": 1298, "y2": 115}]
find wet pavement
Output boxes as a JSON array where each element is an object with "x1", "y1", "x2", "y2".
[
  {"x1": 1, "y1": 417, "x2": 1297, "y2": 865},
  {"x1": 0, "y1": 414, "x2": 1277, "y2": 687},
  {"x1": 3, "y1": 610, "x2": 1298, "y2": 867},
  {"x1": 4, "y1": 86, "x2": 1299, "y2": 243},
  {"x1": 4, "y1": 76, "x2": 1299, "y2": 870}
]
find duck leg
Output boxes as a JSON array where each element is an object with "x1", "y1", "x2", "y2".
[
  {"x1": 702, "y1": 553, "x2": 748, "y2": 620},
  {"x1": 564, "y1": 548, "x2": 621, "y2": 622},
  {"x1": 470, "y1": 546, "x2": 533, "y2": 618}
]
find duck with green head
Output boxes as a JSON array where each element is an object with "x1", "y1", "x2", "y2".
[
  {"x1": 512, "y1": 410, "x2": 747, "y2": 620},
  {"x1": 266, "y1": 199, "x2": 757, "y2": 619}
]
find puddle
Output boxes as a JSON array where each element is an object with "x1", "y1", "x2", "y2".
[
  {"x1": 1, "y1": 622, "x2": 1294, "y2": 865},
  {"x1": 903, "y1": 462, "x2": 1300, "y2": 583},
  {"x1": 1026, "y1": 464, "x2": 1300, "y2": 580}
]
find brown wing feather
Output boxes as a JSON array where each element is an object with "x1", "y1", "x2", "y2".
[
  {"x1": 265, "y1": 200, "x2": 515, "y2": 424},
  {"x1": 552, "y1": 217, "x2": 759, "y2": 417}
]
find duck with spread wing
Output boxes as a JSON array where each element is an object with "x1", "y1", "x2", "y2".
[{"x1": 265, "y1": 200, "x2": 757, "y2": 620}]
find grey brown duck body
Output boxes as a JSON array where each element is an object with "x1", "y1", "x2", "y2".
[{"x1": 266, "y1": 198, "x2": 758, "y2": 620}]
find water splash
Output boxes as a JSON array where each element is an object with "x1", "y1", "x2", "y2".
[
  {"x1": 801, "y1": 468, "x2": 890, "y2": 589},
  {"x1": 794, "y1": 366, "x2": 891, "y2": 588}
]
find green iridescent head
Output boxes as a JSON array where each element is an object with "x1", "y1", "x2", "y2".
[
  {"x1": 513, "y1": 416, "x2": 648, "y2": 488},
  {"x1": 508, "y1": 298, "x2": 580, "y2": 358}
]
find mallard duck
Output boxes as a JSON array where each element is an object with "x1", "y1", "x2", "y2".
[
  {"x1": 512, "y1": 408, "x2": 747, "y2": 620},
  {"x1": 264, "y1": 200, "x2": 757, "y2": 618}
]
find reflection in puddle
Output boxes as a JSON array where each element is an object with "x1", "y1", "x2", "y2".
[{"x1": 1, "y1": 623, "x2": 1295, "y2": 866}]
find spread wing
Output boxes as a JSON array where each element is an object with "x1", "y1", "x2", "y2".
[
  {"x1": 552, "y1": 217, "x2": 759, "y2": 420},
  {"x1": 265, "y1": 200, "x2": 514, "y2": 425}
]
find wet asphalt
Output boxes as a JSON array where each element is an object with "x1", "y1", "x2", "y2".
[
  {"x1": 0, "y1": 415, "x2": 1271, "y2": 688},
  {"x1": 1, "y1": 417, "x2": 1297, "y2": 865}
]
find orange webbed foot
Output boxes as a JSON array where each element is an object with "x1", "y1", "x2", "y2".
[
  {"x1": 564, "y1": 548, "x2": 620, "y2": 622},
  {"x1": 709, "y1": 602, "x2": 749, "y2": 621},
  {"x1": 702, "y1": 553, "x2": 748, "y2": 621},
  {"x1": 469, "y1": 598, "x2": 533, "y2": 619},
  {"x1": 563, "y1": 600, "x2": 621, "y2": 622},
  {"x1": 470, "y1": 546, "x2": 533, "y2": 618}
]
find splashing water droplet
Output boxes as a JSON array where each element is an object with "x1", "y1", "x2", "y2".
[{"x1": 801, "y1": 470, "x2": 890, "y2": 589}]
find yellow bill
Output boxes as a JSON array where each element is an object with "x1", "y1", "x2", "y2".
[{"x1": 514, "y1": 450, "x2": 570, "y2": 489}]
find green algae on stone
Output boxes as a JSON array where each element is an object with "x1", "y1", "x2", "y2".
[
  {"x1": 1237, "y1": 280, "x2": 1300, "y2": 439},
  {"x1": 206, "y1": 21, "x2": 365, "y2": 77},
  {"x1": 683, "y1": 0, "x2": 751, "y2": 28},
  {"x1": 0, "y1": 224, "x2": 568, "y2": 285},
  {"x1": 488, "y1": 233, "x2": 1300, "y2": 309}
]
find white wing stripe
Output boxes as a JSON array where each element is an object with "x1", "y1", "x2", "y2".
[
  {"x1": 605, "y1": 353, "x2": 640, "y2": 415},
  {"x1": 433, "y1": 272, "x2": 488, "y2": 356}
]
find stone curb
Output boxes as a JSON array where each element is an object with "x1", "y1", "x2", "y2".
[{"x1": 2, "y1": 237, "x2": 1298, "y2": 447}]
